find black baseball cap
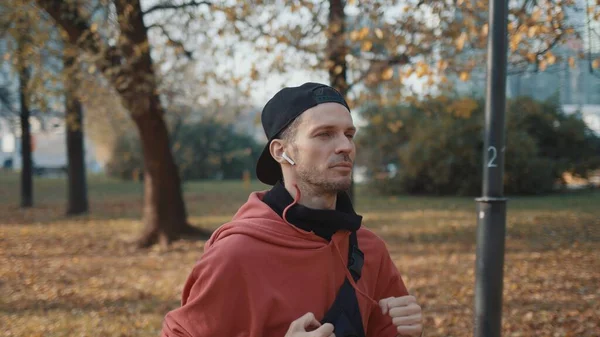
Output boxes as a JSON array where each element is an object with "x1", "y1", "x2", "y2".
[{"x1": 256, "y1": 82, "x2": 351, "y2": 185}]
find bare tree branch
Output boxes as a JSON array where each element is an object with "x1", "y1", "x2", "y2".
[
  {"x1": 0, "y1": 86, "x2": 15, "y2": 115},
  {"x1": 347, "y1": 54, "x2": 411, "y2": 91},
  {"x1": 143, "y1": 0, "x2": 211, "y2": 16},
  {"x1": 542, "y1": 38, "x2": 563, "y2": 57},
  {"x1": 148, "y1": 23, "x2": 193, "y2": 59},
  {"x1": 35, "y1": 0, "x2": 122, "y2": 72},
  {"x1": 305, "y1": 1, "x2": 326, "y2": 36},
  {"x1": 230, "y1": 12, "x2": 322, "y2": 56},
  {"x1": 36, "y1": 0, "x2": 97, "y2": 51}
]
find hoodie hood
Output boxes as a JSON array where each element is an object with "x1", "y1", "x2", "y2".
[
  {"x1": 205, "y1": 191, "x2": 341, "y2": 251},
  {"x1": 203, "y1": 190, "x2": 380, "y2": 308}
]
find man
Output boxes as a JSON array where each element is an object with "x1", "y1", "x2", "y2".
[{"x1": 161, "y1": 82, "x2": 423, "y2": 337}]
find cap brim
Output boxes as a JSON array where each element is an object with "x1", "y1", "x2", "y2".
[{"x1": 256, "y1": 142, "x2": 282, "y2": 186}]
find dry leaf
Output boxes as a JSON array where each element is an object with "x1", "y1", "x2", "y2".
[
  {"x1": 386, "y1": 120, "x2": 403, "y2": 133},
  {"x1": 546, "y1": 51, "x2": 556, "y2": 65},
  {"x1": 481, "y1": 24, "x2": 489, "y2": 37},
  {"x1": 359, "y1": 27, "x2": 370, "y2": 39},
  {"x1": 510, "y1": 33, "x2": 523, "y2": 52},
  {"x1": 381, "y1": 67, "x2": 394, "y2": 80},
  {"x1": 437, "y1": 60, "x2": 449, "y2": 71},
  {"x1": 532, "y1": 8, "x2": 542, "y2": 21},
  {"x1": 415, "y1": 63, "x2": 429, "y2": 78},
  {"x1": 527, "y1": 25, "x2": 538, "y2": 38}
]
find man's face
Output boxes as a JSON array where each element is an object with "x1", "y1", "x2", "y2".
[{"x1": 288, "y1": 102, "x2": 356, "y2": 194}]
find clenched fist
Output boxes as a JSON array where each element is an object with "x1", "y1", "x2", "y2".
[
  {"x1": 284, "y1": 312, "x2": 335, "y2": 337},
  {"x1": 379, "y1": 295, "x2": 423, "y2": 337}
]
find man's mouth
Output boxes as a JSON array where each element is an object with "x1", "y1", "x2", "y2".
[{"x1": 331, "y1": 162, "x2": 353, "y2": 168}]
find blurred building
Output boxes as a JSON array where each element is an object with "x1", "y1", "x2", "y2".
[
  {"x1": 0, "y1": 115, "x2": 102, "y2": 175},
  {"x1": 451, "y1": 35, "x2": 600, "y2": 135},
  {"x1": 450, "y1": 0, "x2": 600, "y2": 133}
]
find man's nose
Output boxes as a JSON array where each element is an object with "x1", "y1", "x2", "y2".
[{"x1": 335, "y1": 134, "x2": 354, "y2": 154}]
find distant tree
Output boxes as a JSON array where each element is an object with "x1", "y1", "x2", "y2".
[
  {"x1": 358, "y1": 96, "x2": 600, "y2": 196},
  {"x1": 173, "y1": 120, "x2": 262, "y2": 181},
  {"x1": 0, "y1": 86, "x2": 13, "y2": 114},
  {"x1": 2, "y1": 1, "x2": 90, "y2": 213},
  {"x1": 105, "y1": 118, "x2": 261, "y2": 182},
  {"x1": 63, "y1": 45, "x2": 89, "y2": 215},
  {"x1": 35, "y1": 0, "x2": 215, "y2": 247}
]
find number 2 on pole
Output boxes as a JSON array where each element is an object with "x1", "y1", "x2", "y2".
[{"x1": 487, "y1": 146, "x2": 497, "y2": 168}]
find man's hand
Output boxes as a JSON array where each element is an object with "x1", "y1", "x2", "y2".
[
  {"x1": 379, "y1": 295, "x2": 423, "y2": 337},
  {"x1": 284, "y1": 312, "x2": 335, "y2": 337}
]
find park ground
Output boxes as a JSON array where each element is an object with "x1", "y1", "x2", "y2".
[{"x1": 0, "y1": 172, "x2": 599, "y2": 337}]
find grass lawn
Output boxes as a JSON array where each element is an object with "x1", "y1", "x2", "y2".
[{"x1": 1, "y1": 172, "x2": 599, "y2": 337}]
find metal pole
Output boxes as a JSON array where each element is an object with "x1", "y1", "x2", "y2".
[{"x1": 474, "y1": 0, "x2": 509, "y2": 336}]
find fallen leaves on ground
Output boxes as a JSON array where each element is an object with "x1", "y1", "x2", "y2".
[{"x1": 1, "y1": 176, "x2": 599, "y2": 337}]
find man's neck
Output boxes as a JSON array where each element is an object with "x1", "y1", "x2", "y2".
[{"x1": 284, "y1": 180, "x2": 337, "y2": 210}]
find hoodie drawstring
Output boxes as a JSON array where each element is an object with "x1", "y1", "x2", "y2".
[{"x1": 332, "y1": 236, "x2": 379, "y2": 307}]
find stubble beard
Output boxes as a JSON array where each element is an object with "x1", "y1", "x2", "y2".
[
  {"x1": 288, "y1": 143, "x2": 353, "y2": 195},
  {"x1": 296, "y1": 163, "x2": 352, "y2": 195}
]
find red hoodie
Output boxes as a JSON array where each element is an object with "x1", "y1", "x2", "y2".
[{"x1": 161, "y1": 191, "x2": 409, "y2": 337}]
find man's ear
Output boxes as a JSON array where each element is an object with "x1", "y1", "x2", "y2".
[{"x1": 269, "y1": 139, "x2": 286, "y2": 164}]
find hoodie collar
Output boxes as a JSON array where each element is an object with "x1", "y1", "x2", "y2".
[{"x1": 261, "y1": 181, "x2": 362, "y2": 241}]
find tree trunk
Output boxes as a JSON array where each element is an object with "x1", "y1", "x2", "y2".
[
  {"x1": 132, "y1": 110, "x2": 208, "y2": 247},
  {"x1": 327, "y1": 0, "x2": 354, "y2": 203},
  {"x1": 18, "y1": 56, "x2": 32, "y2": 208},
  {"x1": 113, "y1": 0, "x2": 210, "y2": 247},
  {"x1": 37, "y1": 0, "x2": 211, "y2": 247},
  {"x1": 327, "y1": 0, "x2": 349, "y2": 96},
  {"x1": 64, "y1": 50, "x2": 89, "y2": 215}
]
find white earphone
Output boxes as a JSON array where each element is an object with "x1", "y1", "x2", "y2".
[{"x1": 282, "y1": 152, "x2": 296, "y2": 165}]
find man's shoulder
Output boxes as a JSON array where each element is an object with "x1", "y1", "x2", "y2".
[
  {"x1": 356, "y1": 226, "x2": 395, "y2": 263},
  {"x1": 357, "y1": 226, "x2": 389, "y2": 247},
  {"x1": 206, "y1": 230, "x2": 266, "y2": 257}
]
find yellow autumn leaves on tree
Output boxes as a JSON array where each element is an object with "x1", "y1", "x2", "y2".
[
  {"x1": 175, "y1": 0, "x2": 590, "y2": 110},
  {"x1": 455, "y1": 32, "x2": 468, "y2": 52},
  {"x1": 447, "y1": 98, "x2": 479, "y2": 119}
]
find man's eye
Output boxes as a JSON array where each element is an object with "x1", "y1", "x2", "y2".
[
  {"x1": 346, "y1": 134, "x2": 355, "y2": 139},
  {"x1": 317, "y1": 132, "x2": 330, "y2": 138}
]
